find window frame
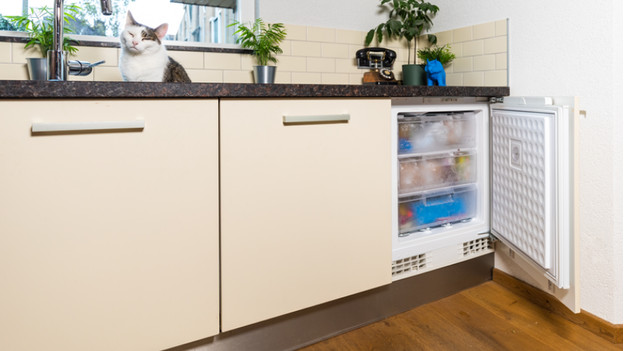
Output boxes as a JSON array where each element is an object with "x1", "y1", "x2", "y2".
[{"x1": 0, "y1": 0, "x2": 256, "y2": 53}]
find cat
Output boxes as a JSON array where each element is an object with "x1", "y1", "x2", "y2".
[
  {"x1": 119, "y1": 11, "x2": 191, "y2": 83},
  {"x1": 425, "y1": 59, "x2": 446, "y2": 86}
]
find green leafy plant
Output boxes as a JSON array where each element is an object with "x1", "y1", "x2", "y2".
[
  {"x1": 365, "y1": 0, "x2": 439, "y2": 64},
  {"x1": 417, "y1": 44, "x2": 456, "y2": 65},
  {"x1": 6, "y1": 5, "x2": 80, "y2": 58},
  {"x1": 230, "y1": 18, "x2": 287, "y2": 66}
]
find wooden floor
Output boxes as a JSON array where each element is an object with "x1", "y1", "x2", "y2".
[{"x1": 299, "y1": 281, "x2": 622, "y2": 351}]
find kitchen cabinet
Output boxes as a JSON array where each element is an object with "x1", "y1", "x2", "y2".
[
  {"x1": 220, "y1": 98, "x2": 393, "y2": 331},
  {"x1": 0, "y1": 100, "x2": 220, "y2": 351}
]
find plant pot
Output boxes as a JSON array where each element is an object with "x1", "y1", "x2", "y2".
[
  {"x1": 253, "y1": 65, "x2": 276, "y2": 84},
  {"x1": 402, "y1": 64, "x2": 426, "y2": 86},
  {"x1": 26, "y1": 58, "x2": 47, "y2": 81}
]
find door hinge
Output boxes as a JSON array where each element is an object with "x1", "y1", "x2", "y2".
[{"x1": 489, "y1": 97, "x2": 504, "y2": 104}]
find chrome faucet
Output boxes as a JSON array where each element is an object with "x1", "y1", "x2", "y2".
[{"x1": 48, "y1": 0, "x2": 113, "y2": 80}]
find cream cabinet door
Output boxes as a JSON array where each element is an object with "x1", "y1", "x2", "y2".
[
  {"x1": 220, "y1": 98, "x2": 392, "y2": 331},
  {"x1": 0, "y1": 100, "x2": 220, "y2": 351}
]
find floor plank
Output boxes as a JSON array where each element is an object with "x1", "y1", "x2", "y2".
[{"x1": 299, "y1": 281, "x2": 622, "y2": 351}]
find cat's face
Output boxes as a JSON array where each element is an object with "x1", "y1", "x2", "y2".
[{"x1": 120, "y1": 11, "x2": 168, "y2": 55}]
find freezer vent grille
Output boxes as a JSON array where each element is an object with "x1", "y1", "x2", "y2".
[
  {"x1": 392, "y1": 253, "x2": 428, "y2": 277},
  {"x1": 463, "y1": 238, "x2": 492, "y2": 256}
]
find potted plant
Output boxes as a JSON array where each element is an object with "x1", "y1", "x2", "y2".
[
  {"x1": 230, "y1": 18, "x2": 287, "y2": 84},
  {"x1": 6, "y1": 5, "x2": 80, "y2": 80},
  {"x1": 365, "y1": 0, "x2": 439, "y2": 86},
  {"x1": 417, "y1": 44, "x2": 456, "y2": 66}
]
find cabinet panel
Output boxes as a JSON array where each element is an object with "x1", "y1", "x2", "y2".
[
  {"x1": 0, "y1": 100, "x2": 220, "y2": 350},
  {"x1": 220, "y1": 98, "x2": 392, "y2": 331}
]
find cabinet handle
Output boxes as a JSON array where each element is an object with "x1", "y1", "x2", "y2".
[
  {"x1": 283, "y1": 114, "x2": 350, "y2": 125},
  {"x1": 32, "y1": 120, "x2": 145, "y2": 133}
]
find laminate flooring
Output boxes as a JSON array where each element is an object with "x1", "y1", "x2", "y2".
[{"x1": 298, "y1": 281, "x2": 622, "y2": 351}]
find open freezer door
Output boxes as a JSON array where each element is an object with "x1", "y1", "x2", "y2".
[{"x1": 490, "y1": 96, "x2": 579, "y2": 313}]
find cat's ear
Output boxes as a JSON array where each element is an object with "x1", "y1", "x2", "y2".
[
  {"x1": 154, "y1": 23, "x2": 169, "y2": 40},
  {"x1": 126, "y1": 11, "x2": 138, "y2": 26}
]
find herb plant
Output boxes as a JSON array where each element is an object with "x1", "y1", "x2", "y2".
[
  {"x1": 417, "y1": 44, "x2": 456, "y2": 65},
  {"x1": 6, "y1": 5, "x2": 80, "y2": 58},
  {"x1": 230, "y1": 18, "x2": 287, "y2": 66},
  {"x1": 365, "y1": 0, "x2": 439, "y2": 64}
]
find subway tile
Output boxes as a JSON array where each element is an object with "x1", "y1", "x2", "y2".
[
  {"x1": 292, "y1": 72, "x2": 321, "y2": 84},
  {"x1": 284, "y1": 24, "x2": 307, "y2": 41},
  {"x1": 321, "y1": 43, "x2": 349, "y2": 58},
  {"x1": 434, "y1": 30, "x2": 453, "y2": 46},
  {"x1": 205, "y1": 52, "x2": 242, "y2": 70},
  {"x1": 452, "y1": 26, "x2": 472, "y2": 43},
  {"x1": 484, "y1": 70, "x2": 508, "y2": 86},
  {"x1": 446, "y1": 72, "x2": 463, "y2": 86},
  {"x1": 291, "y1": 41, "x2": 321, "y2": 57},
  {"x1": 240, "y1": 54, "x2": 255, "y2": 70},
  {"x1": 168, "y1": 50, "x2": 204, "y2": 69},
  {"x1": 496, "y1": 53, "x2": 508, "y2": 70},
  {"x1": 464, "y1": 71, "x2": 484, "y2": 86},
  {"x1": 0, "y1": 63, "x2": 28, "y2": 80},
  {"x1": 336, "y1": 29, "x2": 365, "y2": 45},
  {"x1": 335, "y1": 58, "x2": 359, "y2": 74},
  {"x1": 322, "y1": 73, "x2": 349, "y2": 85},
  {"x1": 92, "y1": 66, "x2": 123, "y2": 81},
  {"x1": 484, "y1": 36, "x2": 507, "y2": 54},
  {"x1": 462, "y1": 40, "x2": 484, "y2": 57},
  {"x1": 496, "y1": 20, "x2": 508, "y2": 36},
  {"x1": 275, "y1": 71, "x2": 292, "y2": 84},
  {"x1": 0, "y1": 43, "x2": 11, "y2": 63},
  {"x1": 452, "y1": 57, "x2": 473, "y2": 73},
  {"x1": 448, "y1": 43, "x2": 462, "y2": 59},
  {"x1": 276, "y1": 56, "x2": 307, "y2": 72},
  {"x1": 279, "y1": 40, "x2": 292, "y2": 56},
  {"x1": 474, "y1": 54, "x2": 496, "y2": 71},
  {"x1": 307, "y1": 26, "x2": 335, "y2": 42},
  {"x1": 307, "y1": 57, "x2": 335, "y2": 73},
  {"x1": 74, "y1": 46, "x2": 119, "y2": 67},
  {"x1": 12, "y1": 44, "x2": 41, "y2": 64},
  {"x1": 187, "y1": 69, "x2": 223, "y2": 83},
  {"x1": 473, "y1": 22, "x2": 496, "y2": 39},
  {"x1": 349, "y1": 73, "x2": 363, "y2": 85},
  {"x1": 224, "y1": 70, "x2": 254, "y2": 83}
]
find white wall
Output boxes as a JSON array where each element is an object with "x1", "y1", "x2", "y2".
[{"x1": 260, "y1": 0, "x2": 624, "y2": 324}]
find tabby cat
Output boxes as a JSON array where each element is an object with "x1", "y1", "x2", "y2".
[{"x1": 119, "y1": 11, "x2": 191, "y2": 83}]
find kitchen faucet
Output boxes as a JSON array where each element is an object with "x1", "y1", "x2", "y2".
[{"x1": 48, "y1": 0, "x2": 113, "y2": 80}]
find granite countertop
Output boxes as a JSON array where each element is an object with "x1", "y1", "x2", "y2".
[{"x1": 0, "y1": 80, "x2": 509, "y2": 99}]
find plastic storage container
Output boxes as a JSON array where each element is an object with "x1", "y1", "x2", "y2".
[
  {"x1": 398, "y1": 111, "x2": 476, "y2": 154},
  {"x1": 398, "y1": 185, "x2": 477, "y2": 235},
  {"x1": 399, "y1": 151, "x2": 476, "y2": 194}
]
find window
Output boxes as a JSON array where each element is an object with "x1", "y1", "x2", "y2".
[{"x1": 0, "y1": 0, "x2": 254, "y2": 46}]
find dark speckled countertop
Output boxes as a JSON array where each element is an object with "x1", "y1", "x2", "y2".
[{"x1": 0, "y1": 80, "x2": 509, "y2": 99}]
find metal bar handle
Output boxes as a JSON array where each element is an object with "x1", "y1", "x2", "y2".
[
  {"x1": 283, "y1": 114, "x2": 350, "y2": 125},
  {"x1": 32, "y1": 120, "x2": 145, "y2": 133}
]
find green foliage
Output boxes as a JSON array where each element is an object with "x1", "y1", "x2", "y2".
[
  {"x1": 417, "y1": 44, "x2": 455, "y2": 65},
  {"x1": 365, "y1": 0, "x2": 439, "y2": 64},
  {"x1": 6, "y1": 5, "x2": 81, "y2": 57},
  {"x1": 230, "y1": 18, "x2": 287, "y2": 66}
]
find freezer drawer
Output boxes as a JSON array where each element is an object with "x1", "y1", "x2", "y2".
[
  {"x1": 399, "y1": 151, "x2": 476, "y2": 194},
  {"x1": 398, "y1": 111, "x2": 476, "y2": 154},
  {"x1": 398, "y1": 185, "x2": 477, "y2": 234}
]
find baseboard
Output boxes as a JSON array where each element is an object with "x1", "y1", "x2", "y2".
[
  {"x1": 166, "y1": 254, "x2": 494, "y2": 351},
  {"x1": 493, "y1": 268, "x2": 623, "y2": 344}
]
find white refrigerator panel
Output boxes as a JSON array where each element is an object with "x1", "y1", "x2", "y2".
[{"x1": 490, "y1": 109, "x2": 555, "y2": 271}]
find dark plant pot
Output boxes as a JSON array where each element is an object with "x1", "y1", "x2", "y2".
[
  {"x1": 26, "y1": 58, "x2": 47, "y2": 81},
  {"x1": 402, "y1": 64, "x2": 426, "y2": 86}
]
